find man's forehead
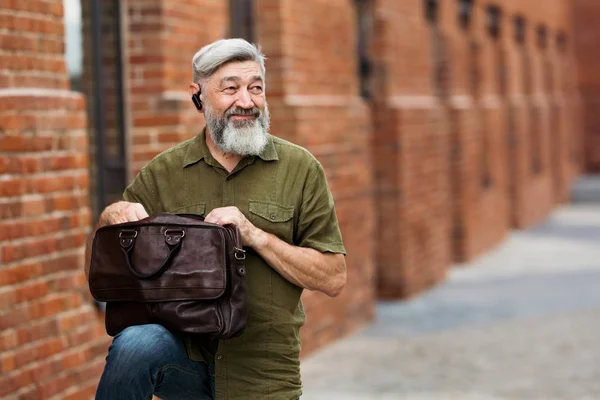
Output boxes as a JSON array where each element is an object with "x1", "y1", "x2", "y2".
[{"x1": 212, "y1": 61, "x2": 262, "y2": 82}]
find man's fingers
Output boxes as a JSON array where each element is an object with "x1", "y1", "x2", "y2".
[
  {"x1": 133, "y1": 205, "x2": 149, "y2": 220},
  {"x1": 204, "y1": 210, "x2": 218, "y2": 224},
  {"x1": 205, "y1": 208, "x2": 243, "y2": 226},
  {"x1": 121, "y1": 204, "x2": 147, "y2": 222}
]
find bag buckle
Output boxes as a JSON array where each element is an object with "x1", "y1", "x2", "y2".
[
  {"x1": 234, "y1": 247, "x2": 246, "y2": 260},
  {"x1": 119, "y1": 229, "x2": 138, "y2": 248},
  {"x1": 119, "y1": 229, "x2": 138, "y2": 238},
  {"x1": 164, "y1": 229, "x2": 185, "y2": 246}
]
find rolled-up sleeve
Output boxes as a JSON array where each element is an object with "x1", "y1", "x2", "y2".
[
  {"x1": 295, "y1": 162, "x2": 346, "y2": 255},
  {"x1": 122, "y1": 167, "x2": 157, "y2": 216}
]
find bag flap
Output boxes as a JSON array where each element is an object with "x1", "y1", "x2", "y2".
[{"x1": 89, "y1": 214, "x2": 228, "y2": 303}]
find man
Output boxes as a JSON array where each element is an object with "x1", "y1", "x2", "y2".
[{"x1": 86, "y1": 38, "x2": 347, "y2": 400}]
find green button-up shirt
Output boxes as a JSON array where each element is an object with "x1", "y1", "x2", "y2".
[{"x1": 122, "y1": 129, "x2": 346, "y2": 399}]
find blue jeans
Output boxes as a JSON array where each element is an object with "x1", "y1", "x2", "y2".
[{"x1": 96, "y1": 324, "x2": 215, "y2": 400}]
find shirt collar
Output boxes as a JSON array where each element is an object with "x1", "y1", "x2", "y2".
[{"x1": 183, "y1": 127, "x2": 279, "y2": 168}]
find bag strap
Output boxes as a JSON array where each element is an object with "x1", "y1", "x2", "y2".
[{"x1": 118, "y1": 228, "x2": 185, "y2": 279}]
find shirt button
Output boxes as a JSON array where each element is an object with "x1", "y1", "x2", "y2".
[
  {"x1": 216, "y1": 355, "x2": 222, "y2": 360},
  {"x1": 270, "y1": 214, "x2": 276, "y2": 220}
]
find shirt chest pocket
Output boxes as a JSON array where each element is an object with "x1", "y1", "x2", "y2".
[
  {"x1": 248, "y1": 200, "x2": 295, "y2": 244},
  {"x1": 168, "y1": 202, "x2": 206, "y2": 217}
]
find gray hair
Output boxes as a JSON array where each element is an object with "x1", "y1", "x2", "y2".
[{"x1": 192, "y1": 39, "x2": 266, "y2": 84}]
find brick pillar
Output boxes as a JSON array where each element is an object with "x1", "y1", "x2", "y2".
[
  {"x1": 572, "y1": 0, "x2": 600, "y2": 172},
  {"x1": 515, "y1": 22, "x2": 555, "y2": 226},
  {"x1": 0, "y1": 1, "x2": 109, "y2": 398},
  {"x1": 439, "y1": 1, "x2": 508, "y2": 261},
  {"x1": 370, "y1": 0, "x2": 450, "y2": 298},
  {"x1": 472, "y1": 4, "x2": 510, "y2": 252},
  {"x1": 439, "y1": 0, "x2": 474, "y2": 261},
  {"x1": 563, "y1": 32, "x2": 585, "y2": 179},
  {"x1": 124, "y1": 0, "x2": 229, "y2": 176},
  {"x1": 256, "y1": 0, "x2": 376, "y2": 353},
  {"x1": 548, "y1": 32, "x2": 571, "y2": 204},
  {"x1": 504, "y1": 15, "x2": 525, "y2": 228}
]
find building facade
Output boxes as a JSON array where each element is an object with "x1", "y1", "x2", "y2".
[{"x1": 0, "y1": 0, "x2": 589, "y2": 398}]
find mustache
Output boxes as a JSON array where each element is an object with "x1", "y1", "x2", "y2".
[{"x1": 225, "y1": 106, "x2": 260, "y2": 118}]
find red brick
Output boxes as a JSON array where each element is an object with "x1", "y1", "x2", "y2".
[
  {"x1": 28, "y1": 293, "x2": 81, "y2": 320},
  {"x1": 57, "y1": 309, "x2": 94, "y2": 332},
  {"x1": 15, "y1": 280, "x2": 49, "y2": 303},
  {"x1": 30, "y1": 175, "x2": 76, "y2": 193},
  {"x1": 0, "y1": 329, "x2": 19, "y2": 351},
  {"x1": 0, "y1": 370, "x2": 32, "y2": 397},
  {"x1": 38, "y1": 373, "x2": 75, "y2": 399},
  {"x1": 61, "y1": 382, "x2": 98, "y2": 400},
  {"x1": 16, "y1": 319, "x2": 60, "y2": 344},
  {"x1": 0, "y1": 262, "x2": 42, "y2": 286},
  {"x1": 0, "y1": 305, "x2": 30, "y2": 330},
  {"x1": 41, "y1": 252, "x2": 82, "y2": 275},
  {"x1": 1, "y1": 236, "x2": 57, "y2": 263}
]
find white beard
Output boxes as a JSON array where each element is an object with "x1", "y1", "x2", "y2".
[{"x1": 205, "y1": 103, "x2": 270, "y2": 156}]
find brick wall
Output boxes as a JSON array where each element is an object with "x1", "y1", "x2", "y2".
[
  {"x1": 0, "y1": 0, "x2": 586, "y2": 398},
  {"x1": 371, "y1": 0, "x2": 451, "y2": 298},
  {"x1": 255, "y1": 0, "x2": 376, "y2": 354},
  {"x1": 438, "y1": 1, "x2": 511, "y2": 262},
  {"x1": 0, "y1": 1, "x2": 109, "y2": 399},
  {"x1": 126, "y1": 0, "x2": 228, "y2": 177},
  {"x1": 572, "y1": 0, "x2": 600, "y2": 172}
]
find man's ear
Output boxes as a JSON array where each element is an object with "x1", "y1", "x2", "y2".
[
  {"x1": 189, "y1": 82, "x2": 203, "y2": 112},
  {"x1": 188, "y1": 82, "x2": 200, "y2": 96}
]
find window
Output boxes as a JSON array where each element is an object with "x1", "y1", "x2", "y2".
[
  {"x1": 486, "y1": 5, "x2": 501, "y2": 40},
  {"x1": 426, "y1": 0, "x2": 448, "y2": 99},
  {"x1": 425, "y1": 0, "x2": 439, "y2": 24},
  {"x1": 81, "y1": 0, "x2": 128, "y2": 216},
  {"x1": 513, "y1": 16, "x2": 525, "y2": 44},
  {"x1": 355, "y1": 0, "x2": 372, "y2": 99},
  {"x1": 63, "y1": 0, "x2": 83, "y2": 91},
  {"x1": 488, "y1": 6, "x2": 505, "y2": 95},
  {"x1": 537, "y1": 24, "x2": 547, "y2": 49},
  {"x1": 229, "y1": 0, "x2": 254, "y2": 42},
  {"x1": 458, "y1": 0, "x2": 474, "y2": 30}
]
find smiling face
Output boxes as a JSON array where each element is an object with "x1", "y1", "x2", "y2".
[{"x1": 198, "y1": 61, "x2": 270, "y2": 156}]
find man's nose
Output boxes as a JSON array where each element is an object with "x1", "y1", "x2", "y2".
[{"x1": 235, "y1": 89, "x2": 255, "y2": 109}]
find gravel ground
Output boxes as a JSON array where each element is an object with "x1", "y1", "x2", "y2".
[{"x1": 301, "y1": 204, "x2": 600, "y2": 400}]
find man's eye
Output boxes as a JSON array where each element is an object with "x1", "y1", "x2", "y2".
[
  {"x1": 250, "y1": 86, "x2": 263, "y2": 93},
  {"x1": 224, "y1": 87, "x2": 237, "y2": 93}
]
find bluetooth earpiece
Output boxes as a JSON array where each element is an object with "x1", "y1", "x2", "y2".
[{"x1": 191, "y1": 90, "x2": 203, "y2": 111}]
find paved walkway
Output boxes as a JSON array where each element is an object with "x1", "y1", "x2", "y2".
[{"x1": 301, "y1": 203, "x2": 600, "y2": 400}]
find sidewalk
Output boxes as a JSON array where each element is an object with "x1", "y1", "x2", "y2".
[{"x1": 301, "y1": 203, "x2": 600, "y2": 400}]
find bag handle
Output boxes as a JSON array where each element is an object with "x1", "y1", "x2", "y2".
[{"x1": 119, "y1": 228, "x2": 185, "y2": 279}]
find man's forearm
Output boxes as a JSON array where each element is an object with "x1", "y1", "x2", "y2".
[{"x1": 252, "y1": 230, "x2": 346, "y2": 297}]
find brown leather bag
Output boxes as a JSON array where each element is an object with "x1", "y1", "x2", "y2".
[{"x1": 88, "y1": 213, "x2": 248, "y2": 339}]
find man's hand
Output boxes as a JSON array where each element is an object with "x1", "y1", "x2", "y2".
[
  {"x1": 84, "y1": 201, "x2": 149, "y2": 280},
  {"x1": 98, "y1": 201, "x2": 149, "y2": 226},
  {"x1": 204, "y1": 206, "x2": 266, "y2": 249}
]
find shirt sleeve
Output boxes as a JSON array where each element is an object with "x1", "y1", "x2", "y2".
[
  {"x1": 122, "y1": 167, "x2": 157, "y2": 216},
  {"x1": 295, "y1": 161, "x2": 346, "y2": 255}
]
